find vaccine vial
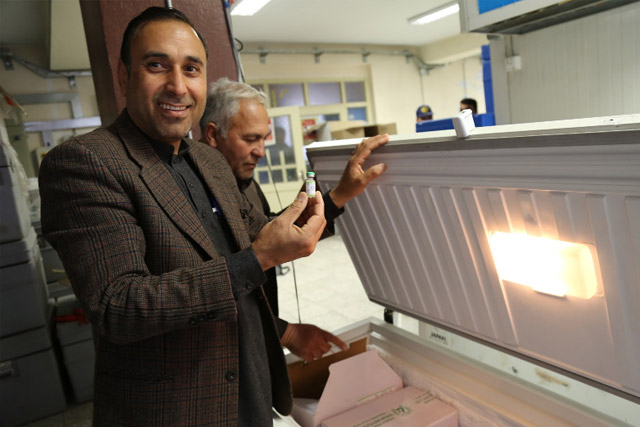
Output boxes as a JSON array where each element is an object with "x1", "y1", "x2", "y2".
[{"x1": 305, "y1": 171, "x2": 316, "y2": 197}]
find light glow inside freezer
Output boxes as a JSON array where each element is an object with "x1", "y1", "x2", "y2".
[{"x1": 488, "y1": 232, "x2": 599, "y2": 299}]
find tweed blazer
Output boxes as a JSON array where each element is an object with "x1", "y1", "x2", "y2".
[{"x1": 39, "y1": 111, "x2": 292, "y2": 426}]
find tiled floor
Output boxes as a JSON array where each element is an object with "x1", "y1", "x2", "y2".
[
  {"x1": 277, "y1": 233, "x2": 384, "y2": 331},
  {"x1": 25, "y1": 233, "x2": 383, "y2": 426}
]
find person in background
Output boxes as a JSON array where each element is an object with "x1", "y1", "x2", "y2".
[
  {"x1": 199, "y1": 77, "x2": 389, "y2": 359},
  {"x1": 416, "y1": 104, "x2": 434, "y2": 122},
  {"x1": 39, "y1": 7, "x2": 329, "y2": 426},
  {"x1": 460, "y1": 97, "x2": 478, "y2": 114}
]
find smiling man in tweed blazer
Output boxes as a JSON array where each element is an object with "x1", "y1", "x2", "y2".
[{"x1": 39, "y1": 7, "x2": 326, "y2": 426}]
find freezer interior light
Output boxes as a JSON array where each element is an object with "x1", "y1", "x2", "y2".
[{"x1": 488, "y1": 232, "x2": 598, "y2": 299}]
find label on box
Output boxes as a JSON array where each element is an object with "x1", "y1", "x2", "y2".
[{"x1": 320, "y1": 386, "x2": 458, "y2": 427}]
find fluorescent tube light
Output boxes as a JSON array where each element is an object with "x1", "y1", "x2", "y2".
[
  {"x1": 488, "y1": 232, "x2": 599, "y2": 299},
  {"x1": 408, "y1": 2, "x2": 460, "y2": 25},
  {"x1": 231, "y1": 0, "x2": 271, "y2": 16}
]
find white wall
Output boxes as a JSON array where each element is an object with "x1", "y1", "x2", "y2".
[
  {"x1": 240, "y1": 44, "x2": 426, "y2": 135},
  {"x1": 239, "y1": 37, "x2": 488, "y2": 136},
  {"x1": 490, "y1": 1, "x2": 640, "y2": 124},
  {"x1": 50, "y1": 0, "x2": 90, "y2": 70},
  {"x1": 419, "y1": 33, "x2": 488, "y2": 118},
  {"x1": 419, "y1": 55, "x2": 486, "y2": 118}
]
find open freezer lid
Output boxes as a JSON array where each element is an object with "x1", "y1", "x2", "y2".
[{"x1": 306, "y1": 114, "x2": 640, "y2": 400}]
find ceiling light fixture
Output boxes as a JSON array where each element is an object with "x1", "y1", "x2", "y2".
[
  {"x1": 230, "y1": 0, "x2": 272, "y2": 16},
  {"x1": 408, "y1": 2, "x2": 460, "y2": 25}
]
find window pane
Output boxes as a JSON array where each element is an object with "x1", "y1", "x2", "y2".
[
  {"x1": 286, "y1": 168, "x2": 298, "y2": 182},
  {"x1": 345, "y1": 81, "x2": 365, "y2": 102},
  {"x1": 308, "y1": 82, "x2": 341, "y2": 106},
  {"x1": 302, "y1": 113, "x2": 340, "y2": 125},
  {"x1": 268, "y1": 148, "x2": 281, "y2": 166},
  {"x1": 271, "y1": 83, "x2": 304, "y2": 107},
  {"x1": 266, "y1": 115, "x2": 297, "y2": 173},
  {"x1": 272, "y1": 116, "x2": 292, "y2": 148},
  {"x1": 284, "y1": 150, "x2": 295, "y2": 164},
  {"x1": 258, "y1": 170, "x2": 270, "y2": 184},
  {"x1": 271, "y1": 169, "x2": 283, "y2": 183},
  {"x1": 348, "y1": 107, "x2": 367, "y2": 122}
]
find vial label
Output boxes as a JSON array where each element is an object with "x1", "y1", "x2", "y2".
[{"x1": 306, "y1": 179, "x2": 316, "y2": 197}]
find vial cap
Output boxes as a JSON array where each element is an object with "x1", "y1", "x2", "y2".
[{"x1": 306, "y1": 172, "x2": 315, "y2": 177}]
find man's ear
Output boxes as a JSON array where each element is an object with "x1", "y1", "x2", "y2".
[
  {"x1": 117, "y1": 60, "x2": 128, "y2": 97},
  {"x1": 204, "y1": 122, "x2": 219, "y2": 148}
]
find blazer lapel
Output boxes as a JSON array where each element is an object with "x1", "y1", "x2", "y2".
[
  {"x1": 188, "y1": 144, "x2": 252, "y2": 251},
  {"x1": 113, "y1": 113, "x2": 217, "y2": 259}
]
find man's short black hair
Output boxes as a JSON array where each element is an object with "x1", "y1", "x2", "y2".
[
  {"x1": 120, "y1": 6, "x2": 209, "y2": 72},
  {"x1": 461, "y1": 98, "x2": 478, "y2": 112}
]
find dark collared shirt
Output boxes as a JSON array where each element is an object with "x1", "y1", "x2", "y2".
[{"x1": 152, "y1": 140, "x2": 273, "y2": 426}]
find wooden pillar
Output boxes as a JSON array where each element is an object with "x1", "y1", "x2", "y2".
[{"x1": 80, "y1": 0, "x2": 237, "y2": 140}]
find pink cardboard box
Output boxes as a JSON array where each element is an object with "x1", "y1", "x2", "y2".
[
  {"x1": 290, "y1": 349, "x2": 457, "y2": 427},
  {"x1": 321, "y1": 386, "x2": 458, "y2": 427}
]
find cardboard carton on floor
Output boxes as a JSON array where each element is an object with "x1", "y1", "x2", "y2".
[{"x1": 288, "y1": 345, "x2": 457, "y2": 427}]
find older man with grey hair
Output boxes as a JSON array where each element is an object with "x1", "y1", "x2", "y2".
[{"x1": 200, "y1": 77, "x2": 389, "y2": 361}]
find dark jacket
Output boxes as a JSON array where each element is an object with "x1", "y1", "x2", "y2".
[
  {"x1": 238, "y1": 178, "x2": 344, "y2": 327},
  {"x1": 39, "y1": 112, "x2": 292, "y2": 426}
]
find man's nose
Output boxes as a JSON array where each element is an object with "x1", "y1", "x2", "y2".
[
  {"x1": 165, "y1": 68, "x2": 188, "y2": 98},
  {"x1": 253, "y1": 141, "x2": 266, "y2": 159}
]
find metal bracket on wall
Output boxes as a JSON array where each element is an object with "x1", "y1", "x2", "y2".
[
  {"x1": 14, "y1": 93, "x2": 84, "y2": 119},
  {"x1": 1, "y1": 48, "x2": 91, "y2": 89},
  {"x1": 313, "y1": 48, "x2": 323, "y2": 64},
  {"x1": 14, "y1": 92, "x2": 101, "y2": 148},
  {"x1": 259, "y1": 48, "x2": 268, "y2": 64},
  {"x1": 1, "y1": 48, "x2": 14, "y2": 71},
  {"x1": 24, "y1": 117, "x2": 101, "y2": 147},
  {"x1": 242, "y1": 47, "x2": 443, "y2": 74}
]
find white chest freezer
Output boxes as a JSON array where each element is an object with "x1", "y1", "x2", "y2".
[{"x1": 286, "y1": 114, "x2": 640, "y2": 426}]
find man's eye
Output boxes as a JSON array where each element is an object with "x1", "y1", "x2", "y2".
[
  {"x1": 148, "y1": 62, "x2": 163, "y2": 69},
  {"x1": 185, "y1": 65, "x2": 198, "y2": 73}
]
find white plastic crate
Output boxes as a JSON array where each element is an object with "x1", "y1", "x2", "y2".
[
  {"x1": 0, "y1": 228, "x2": 49, "y2": 337},
  {"x1": 0, "y1": 312, "x2": 67, "y2": 426},
  {"x1": 0, "y1": 142, "x2": 32, "y2": 244}
]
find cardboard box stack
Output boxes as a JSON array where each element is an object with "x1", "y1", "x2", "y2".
[
  {"x1": 0, "y1": 139, "x2": 67, "y2": 426},
  {"x1": 288, "y1": 339, "x2": 458, "y2": 427}
]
